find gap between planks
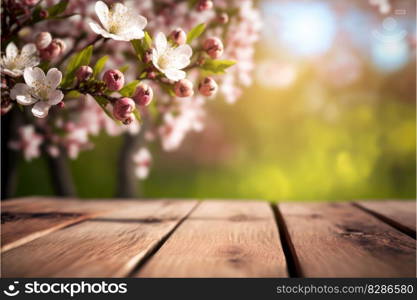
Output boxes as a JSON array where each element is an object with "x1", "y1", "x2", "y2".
[
  {"x1": 352, "y1": 201, "x2": 416, "y2": 239},
  {"x1": 275, "y1": 202, "x2": 416, "y2": 277},
  {"x1": 134, "y1": 201, "x2": 288, "y2": 277}
]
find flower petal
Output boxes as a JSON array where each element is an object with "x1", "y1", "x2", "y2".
[
  {"x1": 46, "y1": 68, "x2": 62, "y2": 89},
  {"x1": 113, "y1": 3, "x2": 128, "y2": 15},
  {"x1": 26, "y1": 56, "x2": 41, "y2": 68},
  {"x1": 95, "y1": 1, "x2": 109, "y2": 30},
  {"x1": 164, "y1": 69, "x2": 186, "y2": 81},
  {"x1": 135, "y1": 15, "x2": 147, "y2": 30},
  {"x1": 170, "y1": 55, "x2": 190, "y2": 70},
  {"x1": 124, "y1": 14, "x2": 147, "y2": 31},
  {"x1": 16, "y1": 95, "x2": 37, "y2": 105},
  {"x1": 173, "y1": 44, "x2": 192, "y2": 58},
  {"x1": 24, "y1": 67, "x2": 45, "y2": 88},
  {"x1": 32, "y1": 101, "x2": 50, "y2": 118},
  {"x1": 6, "y1": 42, "x2": 18, "y2": 59},
  {"x1": 2, "y1": 69, "x2": 22, "y2": 77},
  {"x1": 21, "y1": 43, "x2": 38, "y2": 57},
  {"x1": 89, "y1": 22, "x2": 108, "y2": 36},
  {"x1": 155, "y1": 32, "x2": 167, "y2": 53},
  {"x1": 117, "y1": 29, "x2": 144, "y2": 41},
  {"x1": 10, "y1": 83, "x2": 36, "y2": 105},
  {"x1": 152, "y1": 49, "x2": 163, "y2": 72},
  {"x1": 47, "y1": 90, "x2": 64, "y2": 105}
]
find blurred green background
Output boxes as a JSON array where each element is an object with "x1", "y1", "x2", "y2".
[{"x1": 14, "y1": 0, "x2": 416, "y2": 201}]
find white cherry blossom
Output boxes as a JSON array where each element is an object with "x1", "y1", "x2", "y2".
[
  {"x1": 8, "y1": 125, "x2": 43, "y2": 161},
  {"x1": 10, "y1": 67, "x2": 64, "y2": 118},
  {"x1": 133, "y1": 148, "x2": 152, "y2": 179},
  {"x1": 0, "y1": 42, "x2": 40, "y2": 77},
  {"x1": 152, "y1": 32, "x2": 192, "y2": 81},
  {"x1": 89, "y1": 1, "x2": 147, "y2": 41}
]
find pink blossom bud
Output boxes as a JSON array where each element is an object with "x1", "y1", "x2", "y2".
[
  {"x1": 23, "y1": 0, "x2": 39, "y2": 6},
  {"x1": 57, "y1": 101, "x2": 65, "y2": 109},
  {"x1": 198, "y1": 77, "x2": 218, "y2": 97},
  {"x1": 40, "y1": 41, "x2": 61, "y2": 60},
  {"x1": 217, "y1": 12, "x2": 229, "y2": 24},
  {"x1": 133, "y1": 83, "x2": 153, "y2": 106},
  {"x1": 75, "y1": 65, "x2": 93, "y2": 82},
  {"x1": 143, "y1": 49, "x2": 153, "y2": 64},
  {"x1": 54, "y1": 38, "x2": 66, "y2": 53},
  {"x1": 169, "y1": 28, "x2": 186, "y2": 45},
  {"x1": 197, "y1": 0, "x2": 213, "y2": 12},
  {"x1": 203, "y1": 37, "x2": 223, "y2": 59},
  {"x1": 147, "y1": 71, "x2": 156, "y2": 79},
  {"x1": 103, "y1": 69, "x2": 124, "y2": 91},
  {"x1": 39, "y1": 9, "x2": 48, "y2": 18},
  {"x1": 122, "y1": 114, "x2": 134, "y2": 125},
  {"x1": 174, "y1": 79, "x2": 194, "y2": 98},
  {"x1": 36, "y1": 32, "x2": 52, "y2": 50},
  {"x1": 113, "y1": 97, "x2": 135, "y2": 123}
]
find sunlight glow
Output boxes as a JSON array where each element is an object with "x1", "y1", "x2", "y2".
[{"x1": 262, "y1": 1, "x2": 337, "y2": 56}]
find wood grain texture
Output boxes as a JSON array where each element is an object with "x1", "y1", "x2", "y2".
[
  {"x1": 355, "y1": 201, "x2": 416, "y2": 237},
  {"x1": 278, "y1": 202, "x2": 416, "y2": 277},
  {"x1": 1, "y1": 197, "x2": 121, "y2": 252},
  {"x1": 136, "y1": 201, "x2": 287, "y2": 277},
  {"x1": 1, "y1": 200, "x2": 197, "y2": 277}
]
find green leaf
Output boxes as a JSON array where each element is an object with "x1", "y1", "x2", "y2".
[
  {"x1": 65, "y1": 90, "x2": 81, "y2": 98},
  {"x1": 119, "y1": 65, "x2": 129, "y2": 73},
  {"x1": 201, "y1": 59, "x2": 236, "y2": 74},
  {"x1": 94, "y1": 95, "x2": 117, "y2": 121},
  {"x1": 131, "y1": 39, "x2": 144, "y2": 57},
  {"x1": 119, "y1": 80, "x2": 140, "y2": 97},
  {"x1": 93, "y1": 55, "x2": 108, "y2": 78},
  {"x1": 48, "y1": 0, "x2": 69, "y2": 17},
  {"x1": 49, "y1": 13, "x2": 77, "y2": 20},
  {"x1": 186, "y1": 23, "x2": 206, "y2": 44},
  {"x1": 143, "y1": 31, "x2": 153, "y2": 49},
  {"x1": 132, "y1": 109, "x2": 142, "y2": 123},
  {"x1": 61, "y1": 45, "x2": 93, "y2": 87},
  {"x1": 187, "y1": 0, "x2": 199, "y2": 9}
]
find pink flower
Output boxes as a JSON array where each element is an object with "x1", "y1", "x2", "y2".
[
  {"x1": 103, "y1": 69, "x2": 124, "y2": 91},
  {"x1": 113, "y1": 97, "x2": 135, "y2": 124},
  {"x1": 169, "y1": 28, "x2": 187, "y2": 45},
  {"x1": 198, "y1": 77, "x2": 218, "y2": 97},
  {"x1": 133, "y1": 148, "x2": 152, "y2": 179},
  {"x1": 133, "y1": 83, "x2": 153, "y2": 106},
  {"x1": 174, "y1": 79, "x2": 194, "y2": 98},
  {"x1": 40, "y1": 40, "x2": 63, "y2": 60},
  {"x1": 203, "y1": 37, "x2": 223, "y2": 59},
  {"x1": 8, "y1": 125, "x2": 43, "y2": 161},
  {"x1": 36, "y1": 32, "x2": 52, "y2": 50},
  {"x1": 76, "y1": 66, "x2": 93, "y2": 82},
  {"x1": 197, "y1": 0, "x2": 213, "y2": 12}
]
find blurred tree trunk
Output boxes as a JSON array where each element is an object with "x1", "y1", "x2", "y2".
[
  {"x1": 43, "y1": 145, "x2": 77, "y2": 197},
  {"x1": 115, "y1": 119, "x2": 148, "y2": 198},
  {"x1": 1, "y1": 108, "x2": 21, "y2": 199}
]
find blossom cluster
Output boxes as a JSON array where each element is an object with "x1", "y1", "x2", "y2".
[{"x1": 1, "y1": 0, "x2": 261, "y2": 179}]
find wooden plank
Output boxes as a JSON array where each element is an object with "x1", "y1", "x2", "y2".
[
  {"x1": 1, "y1": 197, "x2": 123, "y2": 252},
  {"x1": 1, "y1": 200, "x2": 197, "y2": 277},
  {"x1": 277, "y1": 202, "x2": 416, "y2": 277},
  {"x1": 136, "y1": 201, "x2": 287, "y2": 277},
  {"x1": 355, "y1": 201, "x2": 416, "y2": 238}
]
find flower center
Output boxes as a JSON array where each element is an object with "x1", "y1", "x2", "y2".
[
  {"x1": 31, "y1": 81, "x2": 51, "y2": 100},
  {"x1": 158, "y1": 55, "x2": 170, "y2": 69}
]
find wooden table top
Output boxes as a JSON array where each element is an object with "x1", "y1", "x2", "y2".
[{"x1": 1, "y1": 198, "x2": 415, "y2": 278}]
